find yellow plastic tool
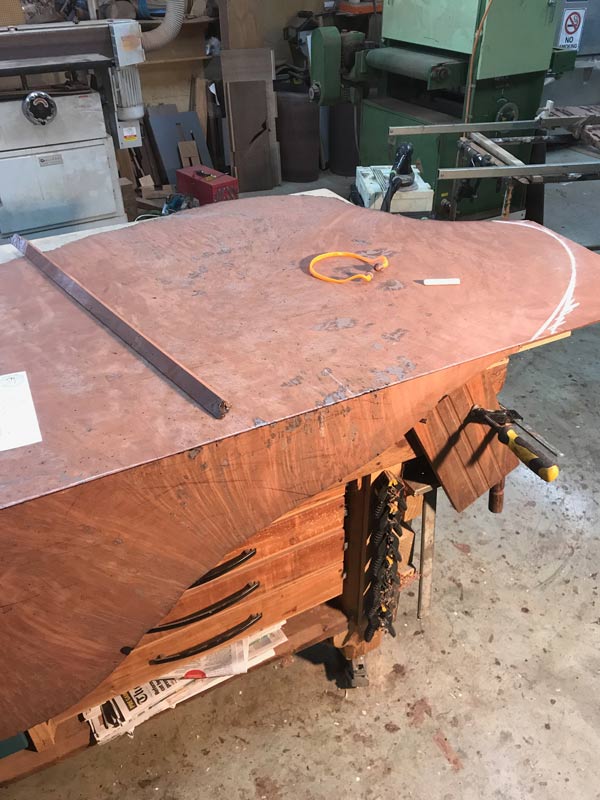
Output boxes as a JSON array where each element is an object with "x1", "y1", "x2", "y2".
[{"x1": 309, "y1": 251, "x2": 389, "y2": 284}]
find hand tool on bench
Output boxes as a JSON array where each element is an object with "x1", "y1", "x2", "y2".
[
  {"x1": 380, "y1": 142, "x2": 415, "y2": 213},
  {"x1": 468, "y1": 405, "x2": 560, "y2": 483}
]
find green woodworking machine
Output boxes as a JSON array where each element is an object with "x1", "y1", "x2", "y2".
[{"x1": 309, "y1": 0, "x2": 576, "y2": 217}]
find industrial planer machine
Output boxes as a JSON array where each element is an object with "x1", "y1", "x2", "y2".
[{"x1": 308, "y1": 0, "x2": 581, "y2": 218}]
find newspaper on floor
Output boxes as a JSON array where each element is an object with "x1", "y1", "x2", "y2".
[{"x1": 84, "y1": 622, "x2": 287, "y2": 744}]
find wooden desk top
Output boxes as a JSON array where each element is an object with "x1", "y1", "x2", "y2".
[
  {"x1": 1, "y1": 195, "x2": 599, "y2": 738},
  {"x1": 2, "y1": 195, "x2": 598, "y2": 510}
]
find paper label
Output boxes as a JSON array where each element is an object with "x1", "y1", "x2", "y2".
[
  {"x1": 0, "y1": 372, "x2": 42, "y2": 453},
  {"x1": 39, "y1": 154, "x2": 63, "y2": 168},
  {"x1": 122, "y1": 126, "x2": 138, "y2": 142},
  {"x1": 121, "y1": 34, "x2": 142, "y2": 52}
]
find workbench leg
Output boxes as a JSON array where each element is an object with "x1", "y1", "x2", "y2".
[
  {"x1": 417, "y1": 488, "x2": 437, "y2": 619},
  {"x1": 488, "y1": 478, "x2": 505, "y2": 514},
  {"x1": 342, "y1": 655, "x2": 369, "y2": 688}
]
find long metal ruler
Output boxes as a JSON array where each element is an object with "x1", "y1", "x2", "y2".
[{"x1": 14, "y1": 236, "x2": 230, "y2": 420}]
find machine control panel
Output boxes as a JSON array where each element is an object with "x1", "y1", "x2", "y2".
[{"x1": 22, "y1": 92, "x2": 57, "y2": 126}]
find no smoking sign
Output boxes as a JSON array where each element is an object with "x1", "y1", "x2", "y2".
[{"x1": 558, "y1": 7, "x2": 586, "y2": 50}]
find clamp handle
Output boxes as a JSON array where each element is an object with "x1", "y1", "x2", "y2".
[{"x1": 497, "y1": 427, "x2": 559, "y2": 483}]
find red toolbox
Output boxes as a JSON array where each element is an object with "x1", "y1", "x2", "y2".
[{"x1": 176, "y1": 166, "x2": 239, "y2": 205}]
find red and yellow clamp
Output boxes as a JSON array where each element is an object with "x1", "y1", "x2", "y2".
[{"x1": 309, "y1": 251, "x2": 390, "y2": 285}]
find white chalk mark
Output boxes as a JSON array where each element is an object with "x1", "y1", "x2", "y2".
[
  {"x1": 422, "y1": 278, "x2": 461, "y2": 286},
  {"x1": 494, "y1": 220, "x2": 579, "y2": 340}
]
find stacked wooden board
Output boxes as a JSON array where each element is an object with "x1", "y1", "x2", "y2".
[
  {"x1": 221, "y1": 48, "x2": 281, "y2": 191},
  {"x1": 554, "y1": 104, "x2": 600, "y2": 151},
  {"x1": 50, "y1": 485, "x2": 346, "y2": 722}
]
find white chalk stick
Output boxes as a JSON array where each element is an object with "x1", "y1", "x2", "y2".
[{"x1": 422, "y1": 278, "x2": 461, "y2": 286}]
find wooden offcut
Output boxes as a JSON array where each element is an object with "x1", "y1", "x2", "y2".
[
  {"x1": 221, "y1": 48, "x2": 280, "y2": 189},
  {"x1": 226, "y1": 81, "x2": 274, "y2": 191},
  {"x1": 178, "y1": 139, "x2": 201, "y2": 167},
  {"x1": 217, "y1": 0, "x2": 262, "y2": 48},
  {"x1": 190, "y1": 75, "x2": 209, "y2": 135},
  {"x1": 118, "y1": 178, "x2": 137, "y2": 222},
  {"x1": 27, "y1": 721, "x2": 57, "y2": 753},
  {"x1": 0, "y1": 0, "x2": 24, "y2": 25}
]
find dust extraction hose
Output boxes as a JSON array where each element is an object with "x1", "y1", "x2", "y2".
[{"x1": 141, "y1": 0, "x2": 185, "y2": 52}]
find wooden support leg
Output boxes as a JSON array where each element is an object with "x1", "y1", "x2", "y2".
[
  {"x1": 417, "y1": 487, "x2": 437, "y2": 619},
  {"x1": 488, "y1": 478, "x2": 505, "y2": 514},
  {"x1": 339, "y1": 477, "x2": 372, "y2": 627}
]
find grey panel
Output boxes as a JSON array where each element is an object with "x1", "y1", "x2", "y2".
[
  {"x1": 145, "y1": 107, "x2": 213, "y2": 186},
  {"x1": 0, "y1": 140, "x2": 119, "y2": 237},
  {"x1": 0, "y1": 94, "x2": 107, "y2": 150}
]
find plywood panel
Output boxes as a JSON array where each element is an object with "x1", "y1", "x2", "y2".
[
  {"x1": 218, "y1": 0, "x2": 262, "y2": 48},
  {"x1": 0, "y1": 0, "x2": 24, "y2": 25},
  {"x1": 217, "y1": 0, "x2": 324, "y2": 60},
  {"x1": 221, "y1": 47, "x2": 275, "y2": 83},
  {"x1": 140, "y1": 62, "x2": 196, "y2": 112}
]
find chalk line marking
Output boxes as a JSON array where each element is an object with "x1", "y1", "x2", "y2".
[{"x1": 494, "y1": 220, "x2": 579, "y2": 341}]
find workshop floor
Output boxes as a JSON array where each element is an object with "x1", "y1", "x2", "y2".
[{"x1": 3, "y1": 156, "x2": 600, "y2": 800}]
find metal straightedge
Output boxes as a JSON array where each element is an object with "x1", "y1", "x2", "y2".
[{"x1": 14, "y1": 238, "x2": 230, "y2": 419}]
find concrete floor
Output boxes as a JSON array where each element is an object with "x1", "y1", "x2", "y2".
[{"x1": 3, "y1": 160, "x2": 600, "y2": 800}]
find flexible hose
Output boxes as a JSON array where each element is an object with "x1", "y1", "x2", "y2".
[{"x1": 141, "y1": 0, "x2": 185, "y2": 52}]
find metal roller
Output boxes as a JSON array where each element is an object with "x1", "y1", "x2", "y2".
[{"x1": 366, "y1": 46, "x2": 467, "y2": 88}]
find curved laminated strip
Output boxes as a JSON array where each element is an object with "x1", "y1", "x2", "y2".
[{"x1": 1, "y1": 195, "x2": 600, "y2": 738}]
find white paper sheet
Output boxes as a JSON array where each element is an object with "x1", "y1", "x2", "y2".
[{"x1": 0, "y1": 371, "x2": 42, "y2": 453}]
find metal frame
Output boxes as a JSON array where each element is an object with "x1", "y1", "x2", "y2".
[
  {"x1": 438, "y1": 161, "x2": 600, "y2": 180},
  {"x1": 388, "y1": 115, "x2": 600, "y2": 137},
  {"x1": 0, "y1": 22, "x2": 116, "y2": 65},
  {"x1": 389, "y1": 114, "x2": 600, "y2": 217}
]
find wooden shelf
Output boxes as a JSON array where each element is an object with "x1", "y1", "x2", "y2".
[
  {"x1": 140, "y1": 55, "x2": 210, "y2": 66},
  {"x1": 138, "y1": 21, "x2": 210, "y2": 67}
]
